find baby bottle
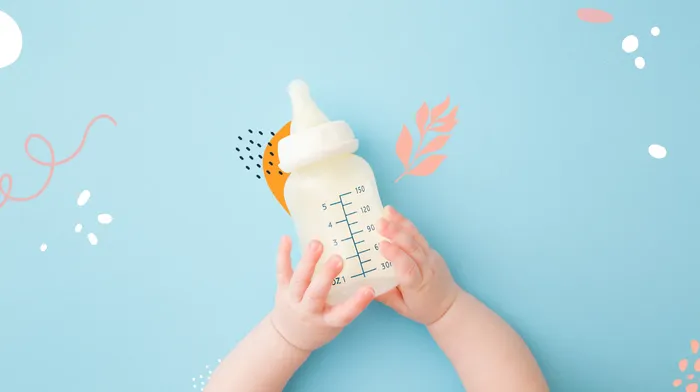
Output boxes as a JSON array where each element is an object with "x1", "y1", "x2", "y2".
[{"x1": 278, "y1": 80, "x2": 397, "y2": 305}]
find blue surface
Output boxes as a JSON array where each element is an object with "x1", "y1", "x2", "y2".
[{"x1": 1, "y1": 0, "x2": 699, "y2": 391}]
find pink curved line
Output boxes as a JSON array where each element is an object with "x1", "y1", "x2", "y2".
[
  {"x1": 0, "y1": 114, "x2": 117, "y2": 209},
  {"x1": 577, "y1": 8, "x2": 614, "y2": 24}
]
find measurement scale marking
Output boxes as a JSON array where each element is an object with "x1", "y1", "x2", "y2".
[
  {"x1": 336, "y1": 219, "x2": 347, "y2": 224},
  {"x1": 338, "y1": 192, "x2": 367, "y2": 278},
  {"x1": 349, "y1": 221, "x2": 358, "y2": 225},
  {"x1": 341, "y1": 236, "x2": 353, "y2": 241},
  {"x1": 358, "y1": 249, "x2": 370, "y2": 254},
  {"x1": 355, "y1": 240, "x2": 365, "y2": 244},
  {"x1": 350, "y1": 267, "x2": 376, "y2": 278},
  {"x1": 330, "y1": 201, "x2": 342, "y2": 206},
  {"x1": 347, "y1": 211, "x2": 357, "y2": 216},
  {"x1": 351, "y1": 230, "x2": 363, "y2": 236}
]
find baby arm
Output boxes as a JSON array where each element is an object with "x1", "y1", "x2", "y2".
[
  {"x1": 377, "y1": 207, "x2": 548, "y2": 392},
  {"x1": 205, "y1": 237, "x2": 374, "y2": 392}
]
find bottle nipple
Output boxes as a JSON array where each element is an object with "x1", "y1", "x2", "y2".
[
  {"x1": 278, "y1": 79, "x2": 359, "y2": 173},
  {"x1": 288, "y1": 79, "x2": 329, "y2": 134}
]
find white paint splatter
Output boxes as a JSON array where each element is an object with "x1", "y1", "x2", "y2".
[
  {"x1": 77, "y1": 190, "x2": 91, "y2": 206},
  {"x1": 74, "y1": 223, "x2": 83, "y2": 233},
  {"x1": 651, "y1": 26, "x2": 660, "y2": 37},
  {"x1": 97, "y1": 213, "x2": 113, "y2": 224},
  {"x1": 192, "y1": 361, "x2": 218, "y2": 391},
  {"x1": 622, "y1": 35, "x2": 639, "y2": 53},
  {"x1": 40, "y1": 243, "x2": 47, "y2": 252},
  {"x1": 87, "y1": 233, "x2": 98, "y2": 245},
  {"x1": 635, "y1": 57, "x2": 646, "y2": 69},
  {"x1": 648, "y1": 144, "x2": 667, "y2": 159},
  {"x1": 0, "y1": 11, "x2": 22, "y2": 69}
]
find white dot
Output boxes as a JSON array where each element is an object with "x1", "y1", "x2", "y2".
[
  {"x1": 635, "y1": 57, "x2": 646, "y2": 69},
  {"x1": 74, "y1": 223, "x2": 83, "y2": 233},
  {"x1": 0, "y1": 11, "x2": 22, "y2": 69},
  {"x1": 192, "y1": 378, "x2": 195, "y2": 382},
  {"x1": 40, "y1": 243, "x2": 47, "y2": 252},
  {"x1": 651, "y1": 26, "x2": 660, "y2": 37},
  {"x1": 87, "y1": 233, "x2": 98, "y2": 245},
  {"x1": 77, "y1": 190, "x2": 91, "y2": 206},
  {"x1": 622, "y1": 35, "x2": 639, "y2": 53},
  {"x1": 97, "y1": 213, "x2": 113, "y2": 225},
  {"x1": 648, "y1": 144, "x2": 667, "y2": 159}
]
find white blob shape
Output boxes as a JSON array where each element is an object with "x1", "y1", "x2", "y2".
[
  {"x1": 87, "y1": 233, "x2": 98, "y2": 245},
  {"x1": 40, "y1": 243, "x2": 47, "y2": 252},
  {"x1": 74, "y1": 223, "x2": 83, "y2": 233},
  {"x1": 635, "y1": 57, "x2": 646, "y2": 69},
  {"x1": 77, "y1": 190, "x2": 91, "y2": 206},
  {"x1": 651, "y1": 26, "x2": 660, "y2": 37},
  {"x1": 648, "y1": 144, "x2": 667, "y2": 159},
  {"x1": 622, "y1": 35, "x2": 639, "y2": 53},
  {"x1": 97, "y1": 213, "x2": 113, "y2": 225},
  {"x1": 0, "y1": 11, "x2": 22, "y2": 69}
]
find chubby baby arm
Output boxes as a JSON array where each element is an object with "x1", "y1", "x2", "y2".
[
  {"x1": 205, "y1": 237, "x2": 374, "y2": 392},
  {"x1": 377, "y1": 206, "x2": 549, "y2": 392}
]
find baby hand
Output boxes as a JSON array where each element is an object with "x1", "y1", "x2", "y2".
[
  {"x1": 376, "y1": 206, "x2": 461, "y2": 326},
  {"x1": 270, "y1": 236, "x2": 375, "y2": 352}
]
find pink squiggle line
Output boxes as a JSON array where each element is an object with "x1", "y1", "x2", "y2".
[{"x1": 0, "y1": 114, "x2": 117, "y2": 210}]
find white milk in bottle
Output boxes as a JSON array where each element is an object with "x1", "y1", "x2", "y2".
[{"x1": 278, "y1": 80, "x2": 397, "y2": 305}]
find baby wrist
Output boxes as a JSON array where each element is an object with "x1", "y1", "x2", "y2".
[
  {"x1": 426, "y1": 288, "x2": 467, "y2": 330},
  {"x1": 266, "y1": 314, "x2": 313, "y2": 355}
]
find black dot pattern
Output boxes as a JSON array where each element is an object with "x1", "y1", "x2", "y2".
[
  {"x1": 236, "y1": 129, "x2": 285, "y2": 180},
  {"x1": 236, "y1": 129, "x2": 266, "y2": 180}
]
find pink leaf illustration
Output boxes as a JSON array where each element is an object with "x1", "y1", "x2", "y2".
[
  {"x1": 409, "y1": 154, "x2": 447, "y2": 176},
  {"x1": 394, "y1": 98, "x2": 460, "y2": 183},
  {"x1": 431, "y1": 106, "x2": 458, "y2": 132},
  {"x1": 416, "y1": 102, "x2": 429, "y2": 138},
  {"x1": 430, "y1": 96, "x2": 450, "y2": 122},
  {"x1": 396, "y1": 125, "x2": 413, "y2": 169},
  {"x1": 419, "y1": 135, "x2": 450, "y2": 156},
  {"x1": 577, "y1": 8, "x2": 613, "y2": 23},
  {"x1": 431, "y1": 119, "x2": 457, "y2": 132}
]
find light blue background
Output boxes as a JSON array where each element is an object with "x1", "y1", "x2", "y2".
[{"x1": 1, "y1": 0, "x2": 698, "y2": 391}]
